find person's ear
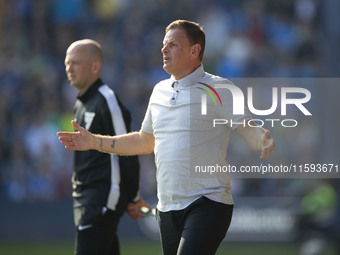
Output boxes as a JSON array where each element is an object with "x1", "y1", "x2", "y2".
[
  {"x1": 92, "y1": 60, "x2": 101, "y2": 74},
  {"x1": 191, "y1": 44, "x2": 201, "y2": 58}
]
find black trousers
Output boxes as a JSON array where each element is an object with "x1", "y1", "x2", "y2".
[
  {"x1": 74, "y1": 206, "x2": 123, "y2": 255},
  {"x1": 156, "y1": 196, "x2": 233, "y2": 255}
]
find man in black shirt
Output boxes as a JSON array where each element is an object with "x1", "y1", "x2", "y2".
[{"x1": 64, "y1": 39, "x2": 150, "y2": 255}]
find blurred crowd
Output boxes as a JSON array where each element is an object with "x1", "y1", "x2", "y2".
[{"x1": 0, "y1": 0, "x2": 339, "y2": 207}]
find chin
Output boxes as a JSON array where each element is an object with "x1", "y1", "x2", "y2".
[{"x1": 163, "y1": 65, "x2": 172, "y2": 75}]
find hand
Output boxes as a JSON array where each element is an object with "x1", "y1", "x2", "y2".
[
  {"x1": 126, "y1": 198, "x2": 153, "y2": 220},
  {"x1": 260, "y1": 130, "x2": 275, "y2": 159},
  {"x1": 57, "y1": 120, "x2": 94, "y2": 151}
]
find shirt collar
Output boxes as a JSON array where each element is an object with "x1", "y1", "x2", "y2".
[
  {"x1": 170, "y1": 65, "x2": 205, "y2": 88},
  {"x1": 77, "y1": 78, "x2": 103, "y2": 102}
]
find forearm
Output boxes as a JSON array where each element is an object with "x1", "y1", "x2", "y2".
[
  {"x1": 247, "y1": 126, "x2": 266, "y2": 152},
  {"x1": 94, "y1": 130, "x2": 154, "y2": 155},
  {"x1": 236, "y1": 122, "x2": 265, "y2": 152}
]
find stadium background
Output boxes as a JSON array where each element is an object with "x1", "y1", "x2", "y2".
[{"x1": 0, "y1": 0, "x2": 339, "y2": 254}]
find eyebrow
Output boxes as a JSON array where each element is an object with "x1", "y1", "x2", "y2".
[{"x1": 163, "y1": 36, "x2": 178, "y2": 44}]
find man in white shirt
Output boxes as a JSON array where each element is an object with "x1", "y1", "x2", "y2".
[{"x1": 58, "y1": 20, "x2": 275, "y2": 255}]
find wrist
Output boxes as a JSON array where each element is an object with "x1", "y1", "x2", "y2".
[
  {"x1": 93, "y1": 134, "x2": 102, "y2": 151},
  {"x1": 257, "y1": 133, "x2": 265, "y2": 152}
]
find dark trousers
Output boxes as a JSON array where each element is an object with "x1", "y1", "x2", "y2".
[
  {"x1": 156, "y1": 196, "x2": 233, "y2": 255},
  {"x1": 74, "y1": 206, "x2": 122, "y2": 255}
]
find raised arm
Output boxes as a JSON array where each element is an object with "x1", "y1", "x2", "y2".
[
  {"x1": 235, "y1": 121, "x2": 275, "y2": 159},
  {"x1": 57, "y1": 120, "x2": 154, "y2": 155}
]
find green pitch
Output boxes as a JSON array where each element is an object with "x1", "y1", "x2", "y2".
[{"x1": 0, "y1": 241, "x2": 336, "y2": 255}]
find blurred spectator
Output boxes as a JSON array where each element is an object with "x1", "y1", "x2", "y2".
[{"x1": 299, "y1": 180, "x2": 338, "y2": 255}]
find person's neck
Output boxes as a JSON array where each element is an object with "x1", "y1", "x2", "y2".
[
  {"x1": 78, "y1": 78, "x2": 99, "y2": 96},
  {"x1": 173, "y1": 63, "x2": 201, "y2": 81}
]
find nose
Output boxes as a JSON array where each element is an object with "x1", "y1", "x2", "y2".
[
  {"x1": 161, "y1": 44, "x2": 167, "y2": 54},
  {"x1": 65, "y1": 63, "x2": 72, "y2": 73}
]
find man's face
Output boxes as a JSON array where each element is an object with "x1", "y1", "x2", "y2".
[
  {"x1": 64, "y1": 45, "x2": 94, "y2": 94},
  {"x1": 161, "y1": 28, "x2": 195, "y2": 80}
]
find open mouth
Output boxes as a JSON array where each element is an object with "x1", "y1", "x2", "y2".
[{"x1": 163, "y1": 56, "x2": 170, "y2": 63}]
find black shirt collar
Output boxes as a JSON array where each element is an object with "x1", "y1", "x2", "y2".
[{"x1": 77, "y1": 78, "x2": 103, "y2": 102}]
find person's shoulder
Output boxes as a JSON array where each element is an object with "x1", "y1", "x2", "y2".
[
  {"x1": 96, "y1": 84, "x2": 119, "y2": 111},
  {"x1": 153, "y1": 78, "x2": 172, "y2": 91},
  {"x1": 97, "y1": 84, "x2": 117, "y2": 99},
  {"x1": 200, "y1": 72, "x2": 242, "y2": 100},
  {"x1": 201, "y1": 72, "x2": 234, "y2": 86},
  {"x1": 98, "y1": 83, "x2": 114, "y2": 93}
]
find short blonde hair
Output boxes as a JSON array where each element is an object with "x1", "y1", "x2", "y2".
[{"x1": 166, "y1": 20, "x2": 205, "y2": 61}]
